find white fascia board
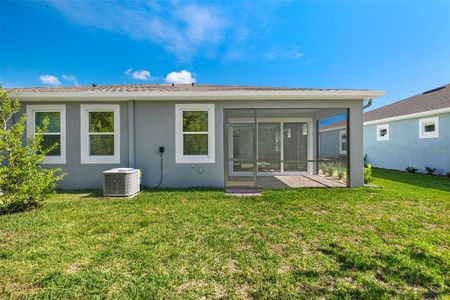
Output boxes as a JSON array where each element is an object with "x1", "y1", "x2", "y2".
[
  {"x1": 15, "y1": 90, "x2": 385, "y2": 102},
  {"x1": 364, "y1": 107, "x2": 450, "y2": 125}
]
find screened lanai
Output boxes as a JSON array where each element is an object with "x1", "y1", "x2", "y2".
[{"x1": 224, "y1": 108, "x2": 349, "y2": 189}]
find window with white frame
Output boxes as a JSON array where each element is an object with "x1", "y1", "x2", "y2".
[
  {"x1": 175, "y1": 104, "x2": 215, "y2": 163},
  {"x1": 419, "y1": 117, "x2": 439, "y2": 139},
  {"x1": 26, "y1": 104, "x2": 66, "y2": 164},
  {"x1": 339, "y1": 130, "x2": 347, "y2": 155},
  {"x1": 80, "y1": 104, "x2": 120, "y2": 164},
  {"x1": 376, "y1": 124, "x2": 389, "y2": 141}
]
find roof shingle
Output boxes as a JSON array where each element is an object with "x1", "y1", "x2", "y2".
[
  {"x1": 364, "y1": 83, "x2": 450, "y2": 122},
  {"x1": 319, "y1": 119, "x2": 347, "y2": 131},
  {"x1": 6, "y1": 83, "x2": 371, "y2": 93}
]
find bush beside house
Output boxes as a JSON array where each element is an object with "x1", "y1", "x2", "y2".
[
  {"x1": 364, "y1": 164, "x2": 373, "y2": 184},
  {"x1": 0, "y1": 87, "x2": 64, "y2": 214}
]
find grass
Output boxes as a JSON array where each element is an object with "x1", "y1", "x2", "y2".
[{"x1": 1, "y1": 169, "x2": 449, "y2": 299}]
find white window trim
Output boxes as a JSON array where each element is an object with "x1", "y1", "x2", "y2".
[
  {"x1": 339, "y1": 130, "x2": 347, "y2": 155},
  {"x1": 26, "y1": 104, "x2": 66, "y2": 164},
  {"x1": 376, "y1": 124, "x2": 389, "y2": 141},
  {"x1": 80, "y1": 104, "x2": 120, "y2": 164},
  {"x1": 419, "y1": 117, "x2": 439, "y2": 139},
  {"x1": 175, "y1": 103, "x2": 215, "y2": 164}
]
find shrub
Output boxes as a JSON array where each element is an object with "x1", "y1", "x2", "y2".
[
  {"x1": 320, "y1": 161, "x2": 347, "y2": 182},
  {"x1": 319, "y1": 163, "x2": 326, "y2": 175},
  {"x1": 332, "y1": 169, "x2": 340, "y2": 179},
  {"x1": 425, "y1": 167, "x2": 436, "y2": 175},
  {"x1": 447, "y1": 172, "x2": 450, "y2": 178},
  {"x1": 326, "y1": 164, "x2": 334, "y2": 176},
  {"x1": 364, "y1": 164, "x2": 373, "y2": 184},
  {"x1": 405, "y1": 166, "x2": 417, "y2": 173},
  {"x1": 0, "y1": 88, "x2": 64, "y2": 214},
  {"x1": 342, "y1": 171, "x2": 347, "y2": 182}
]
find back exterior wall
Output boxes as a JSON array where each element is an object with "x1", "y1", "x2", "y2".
[{"x1": 17, "y1": 99, "x2": 364, "y2": 189}]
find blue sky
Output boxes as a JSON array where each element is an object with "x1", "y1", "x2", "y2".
[{"x1": 1, "y1": 1, "x2": 449, "y2": 110}]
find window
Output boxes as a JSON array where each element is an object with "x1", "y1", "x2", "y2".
[
  {"x1": 419, "y1": 117, "x2": 439, "y2": 139},
  {"x1": 26, "y1": 105, "x2": 66, "y2": 164},
  {"x1": 81, "y1": 104, "x2": 120, "y2": 164},
  {"x1": 339, "y1": 130, "x2": 347, "y2": 155},
  {"x1": 376, "y1": 124, "x2": 389, "y2": 141},
  {"x1": 175, "y1": 104, "x2": 215, "y2": 163}
]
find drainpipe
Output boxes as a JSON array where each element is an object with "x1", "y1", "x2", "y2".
[
  {"x1": 363, "y1": 99, "x2": 373, "y2": 110},
  {"x1": 128, "y1": 100, "x2": 135, "y2": 168}
]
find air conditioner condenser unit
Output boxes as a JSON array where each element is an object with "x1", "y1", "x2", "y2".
[{"x1": 103, "y1": 168, "x2": 141, "y2": 197}]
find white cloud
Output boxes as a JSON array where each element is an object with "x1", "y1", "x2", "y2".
[
  {"x1": 62, "y1": 74, "x2": 79, "y2": 86},
  {"x1": 165, "y1": 70, "x2": 195, "y2": 84},
  {"x1": 125, "y1": 69, "x2": 151, "y2": 81},
  {"x1": 39, "y1": 75, "x2": 60, "y2": 86},
  {"x1": 48, "y1": 1, "x2": 229, "y2": 61}
]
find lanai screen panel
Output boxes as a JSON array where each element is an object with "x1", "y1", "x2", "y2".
[{"x1": 224, "y1": 109, "x2": 257, "y2": 188}]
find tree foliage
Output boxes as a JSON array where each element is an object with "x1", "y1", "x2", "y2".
[{"x1": 0, "y1": 87, "x2": 64, "y2": 214}]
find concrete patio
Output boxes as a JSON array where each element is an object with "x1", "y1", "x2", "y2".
[
  {"x1": 225, "y1": 175, "x2": 346, "y2": 194},
  {"x1": 256, "y1": 175, "x2": 346, "y2": 188}
]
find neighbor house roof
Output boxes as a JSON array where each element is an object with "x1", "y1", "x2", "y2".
[
  {"x1": 364, "y1": 83, "x2": 450, "y2": 124},
  {"x1": 319, "y1": 120, "x2": 346, "y2": 132},
  {"x1": 6, "y1": 84, "x2": 384, "y2": 101}
]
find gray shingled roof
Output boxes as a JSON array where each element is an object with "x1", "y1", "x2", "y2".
[
  {"x1": 319, "y1": 119, "x2": 347, "y2": 131},
  {"x1": 364, "y1": 83, "x2": 450, "y2": 122},
  {"x1": 6, "y1": 83, "x2": 371, "y2": 93}
]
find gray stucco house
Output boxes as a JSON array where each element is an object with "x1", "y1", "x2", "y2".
[
  {"x1": 8, "y1": 84, "x2": 383, "y2": 189},
  {"x1": 363, "y1": 83, "x2": 450, "y2": 175}
]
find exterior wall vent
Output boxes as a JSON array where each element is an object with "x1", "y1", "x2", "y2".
[{"x1": 103, "y1": 168, "x2": 140, "y2": 197}]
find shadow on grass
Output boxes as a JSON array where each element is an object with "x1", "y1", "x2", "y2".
[
  {"x1": 373, "y1": 168, "x2": 450, "y2": 193},
  {"x1": 320, "y1": 241, "x2": 445, "y2": 298},
  {"x1": 54, "y1": 189, "x2": 103, "y2": 198}
]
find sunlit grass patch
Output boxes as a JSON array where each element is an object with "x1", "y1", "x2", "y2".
[{"x1": 1, "y1": 169, "x2": 449, "y2": 298}]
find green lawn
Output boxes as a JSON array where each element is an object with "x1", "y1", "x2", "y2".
[{"x1": 1, "y1": 169, "x2": 449, "y2": 299}]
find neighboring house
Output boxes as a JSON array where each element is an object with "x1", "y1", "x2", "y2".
[
  {"x1": 318, "y1": 119, "x2": 347, "y2": 158},
  {"x1": 7, "y1": 84, "x2": 383, "y2": 189},
  {"x1": 364, "y1": 83, "x2": 450, "y2": 175}
]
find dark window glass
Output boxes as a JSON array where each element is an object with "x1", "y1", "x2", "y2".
[
  {"x1": 341, "y1": 133, "x2": 347, "y2": 151},
  {"x1": 183, "y1": 134, "x2": 208, "y2": 155},
  {"x1": 424, "y1": 124, "x2": 435, "y2": 132},
  {"x1": 89, "y1": 112, "x2": 114, "y2": 133},
  {"x1": 183, "y1": 111, "x2": 208, "y2": 132},
  {"x1": 90, "y1": 135, "x2": 114, "y2": 155},
  {"x1": 41, "y1": 135, "x2": 61, "y2": 156},
  {"x1": 35, "y1": 112, "x2": 60, "y2": 133}
]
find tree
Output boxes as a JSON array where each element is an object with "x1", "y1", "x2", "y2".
[{"x1": 0, "y1": 87, "x2": 64, "y2": 214}]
